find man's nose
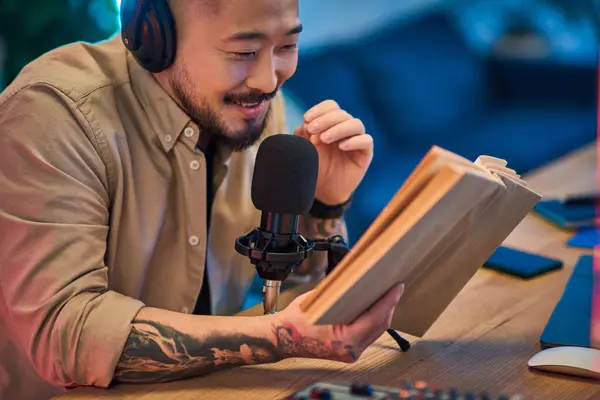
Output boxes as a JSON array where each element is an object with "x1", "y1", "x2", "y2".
[{"x1": 246, "y1": 53, "x2": 278, "y2": 95}]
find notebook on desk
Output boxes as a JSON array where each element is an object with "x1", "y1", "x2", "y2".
[
  {"x1": 534, "y1": 199, "x2": 596, "y2": 229},
  {"x1": 540, "y1": 255, "x2": 596, "y2": 349},
  {"x1": 300, "y1": 146, "x2": 542, "y2": 337}
]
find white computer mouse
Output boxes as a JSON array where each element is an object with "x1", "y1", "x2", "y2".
[{"x1": 528, "y1": 346, "x2": 600, "y2": 380}]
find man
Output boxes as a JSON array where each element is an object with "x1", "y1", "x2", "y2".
[{"x1": 0, "y1": 0, "x2": 405, "y2": 399}]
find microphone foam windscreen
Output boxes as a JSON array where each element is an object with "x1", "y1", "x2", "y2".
[{"x1": 251, "y1": 134, "x2": 319, "y2": 215}]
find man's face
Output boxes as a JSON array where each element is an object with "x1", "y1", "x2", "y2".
[{"x1": 166, "y1": 0, "x2": 300, "y2": 151}]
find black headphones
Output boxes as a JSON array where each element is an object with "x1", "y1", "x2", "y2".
[{"x1": 120, "y1": 0, "x2": 177, "y2": 73}]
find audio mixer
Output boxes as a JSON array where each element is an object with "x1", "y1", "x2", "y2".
[{"x1": 283, "y1": 380, "x2": 525, "y2": 399}]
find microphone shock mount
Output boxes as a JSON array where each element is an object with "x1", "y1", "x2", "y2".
[{"x1": 235, "y1": 222, "x2": 347, "y2": 312}]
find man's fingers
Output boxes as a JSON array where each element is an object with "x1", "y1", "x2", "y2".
[
  {"x1": 318, "y1": 118, "x2": 365, "y2": 144},
  {"x1": 356, "y1": 307, "x2": 398, "y2": 350},
  {"x1": 306, "y1": 109, "x2": 351, "y2": 135},
  {"x1": 358, "y1": 325, "x2": 391, "y2": 351},
  {"x1": 349, "y1": 283, "x2": 404, "y2": 350},
  {"x1": 348, "y1": 283, "x2": 405, "y2": 337},
  {"x1": 304, "y1": 100, "x2": 340, "y2": 123},
  {"x1": 338, "y1": 134, "x2": 373, "y2": 152}
]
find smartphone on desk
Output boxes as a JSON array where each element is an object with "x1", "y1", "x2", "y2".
[{"x1": 483, "y1": 246, "x2": 563, "y2": 279}]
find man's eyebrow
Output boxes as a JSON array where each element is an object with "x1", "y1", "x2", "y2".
[{"x1": 225, "y1": 24, "x2": 303, "y2": 42}]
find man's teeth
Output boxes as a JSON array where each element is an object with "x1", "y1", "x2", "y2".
[{"x1": 236, "y1": 100, "x2": 261, "y2": 107}]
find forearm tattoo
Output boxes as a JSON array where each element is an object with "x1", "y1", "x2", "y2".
[
  {"x1": 113, "y1": 320, "x2": 355, "y2": 383},
  {"x1": 273, "y1": 323, "x2": 357, "y2": 363},
  {"x1": 113, "y1": 320, "x2": 280, "y2": 383},
  {"x1": 305, "y1": 217, "x2": 347, "y2": 240}
]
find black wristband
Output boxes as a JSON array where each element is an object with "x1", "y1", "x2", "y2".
[{"x1": 308, "y1": 196, "x2": 352, "y2": 219}]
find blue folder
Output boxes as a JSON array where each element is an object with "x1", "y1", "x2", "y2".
[
  {"x1": 566, "y1": 227, "x2": 600, "y2": 249},
  {"x1": 540, "y1": 255, "x2": 597, "y2": 349},
  {"x1": 534, "y1": 199, "x2": 596, "y2": 229}
]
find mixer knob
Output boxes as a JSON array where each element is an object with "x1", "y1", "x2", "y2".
[
  {"x1": 448, "y1": 387, "x2": 460, "y2": 398},
  {"x1": 350, "y1": 382, "x2": 373, "y2": 396},
  {"x1": 401, "y1": 380, "x2": 413, "y2": 390},
  {"x1": 309, "y1": 388, "x2": 332, "y2": 399}
]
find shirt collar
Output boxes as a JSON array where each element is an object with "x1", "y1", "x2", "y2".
[{"x1": 126, "y1": 51, "x2": 192, "y2": 153}]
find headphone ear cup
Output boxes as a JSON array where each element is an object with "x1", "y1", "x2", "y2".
[
  {"x1": 133, "y1": 15, "x2": 162, "y2": 70},
  {"x1": 121, "y1": 0, "x2": 177, "y2": 73},
  {"x1": 152, "y1": 0, "x2": 177, "y2": 71},
  {"x1": 138, "y1": 13, "x2": 168, "y2": 72}
]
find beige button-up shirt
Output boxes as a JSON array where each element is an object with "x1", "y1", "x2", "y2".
[{"x1": 0, "y1": 35, "x2": 317, "y2": 400}]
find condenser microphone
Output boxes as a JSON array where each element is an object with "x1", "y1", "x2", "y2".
[{"x1": 235, "y1": 133, "x2": 319, "y2": 314}]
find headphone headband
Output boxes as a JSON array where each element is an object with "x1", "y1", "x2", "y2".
[{"x1": 120, "y1": 0, "x2": 177, "y2": 73}]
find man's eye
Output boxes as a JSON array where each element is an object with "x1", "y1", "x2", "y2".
[
  {"x1": 233, "y1": 51, "x2": 257, "y2": 59},
  {"x1": 280, "y1": 44, "x2": 298, "y2": 52}
]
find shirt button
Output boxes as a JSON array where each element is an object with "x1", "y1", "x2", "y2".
[
  {"x1": 181, "y1": 306, "x2": 190, "y2": 314},
  {"x1": 164, "y1": 134, "x2": 172, "y2": 143},
  {"x1": 184, "y1": 127, "x2": 195, "y2": 138},
  {"x1": 188, "y1": 236, "x2": 200, "y2": 246},
  {"x1": 190, "y1": 160, "x2": 200, "y2": 170}
]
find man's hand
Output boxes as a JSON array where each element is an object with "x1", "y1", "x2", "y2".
[
  {"x1": 272, "y1": 283, "x2": 405, "y2": 362},
  {"x1": 294, "y1": 100, "x2": 374, "y2": 206}
]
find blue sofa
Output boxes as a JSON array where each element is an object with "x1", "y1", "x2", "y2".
[{"x1": 283, "y1": 11, "x2": 598, "y2": 245}]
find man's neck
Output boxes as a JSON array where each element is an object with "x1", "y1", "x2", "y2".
[{"x1": 152, "y1": 70, "x2": 178, "y2": 102}]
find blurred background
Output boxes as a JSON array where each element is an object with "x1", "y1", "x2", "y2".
[{"x1": 0, "y1": 0, "x2": 598, "y2": 246}]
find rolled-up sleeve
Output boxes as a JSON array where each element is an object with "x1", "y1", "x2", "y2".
[{"x1": 0, "y1": 84, "x2": 145, "y2": 388}]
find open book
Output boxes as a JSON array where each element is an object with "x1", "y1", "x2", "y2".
[{"x1": 300, "y1": 146, "x2": 542, "y2": 337}]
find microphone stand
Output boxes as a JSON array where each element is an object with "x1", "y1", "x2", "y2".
[
  {"x1": 235, "y1": 230, "x2": 411, "y2": 352},
  {"x1": 262, "y1": 279, "x2": 281, "y2": 315}
]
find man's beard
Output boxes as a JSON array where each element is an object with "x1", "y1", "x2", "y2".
[{"x1": 169, "y1": 68, "x2": 275, "y2": 152}]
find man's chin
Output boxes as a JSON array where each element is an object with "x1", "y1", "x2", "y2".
[
  {"x1": 212, "y1": 101, "x2": 272, "y2": 151},
  {"x1": 221, "y1": 118, "x2": 264, "y2": 137},
  {"x1": 216, "y1": 121, "x2": 268, "y2": 151}
]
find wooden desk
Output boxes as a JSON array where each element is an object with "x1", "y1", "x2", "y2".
[{"x1": 57, "y1": 143, "x2": 600, "y2": 400}]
